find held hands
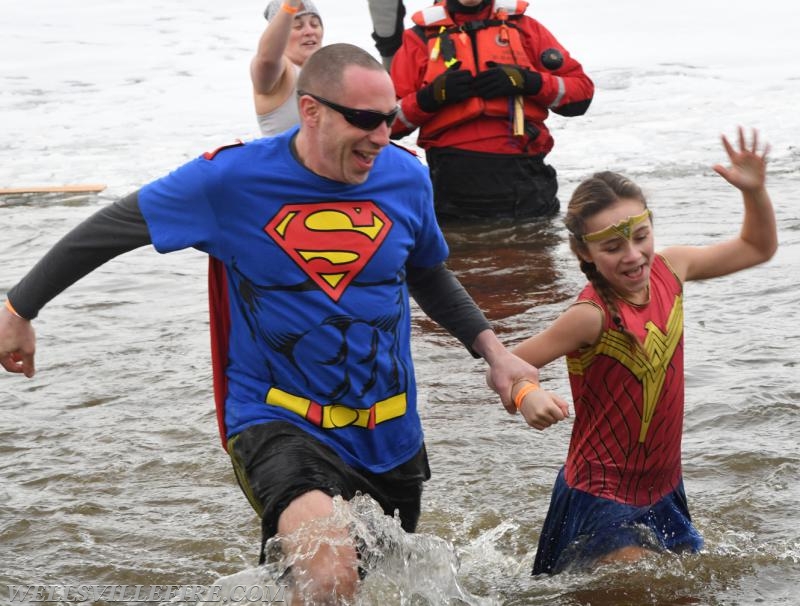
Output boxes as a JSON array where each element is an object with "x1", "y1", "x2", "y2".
[
  {"x1": 712, "y1": 126, "x2": 769, "y2": 193},
  {"x1": 484, "y1": 362, "x2": 569, "y2": 429},
  {"x1": 473, "y1": 62, "x2": 542, "y2": 99},
  {"x1": 416, "y1": 68, "x2": 475, "y2": 113},
  {"x1": 511, "y1": 379, "x2": 570, "y2": 431}
]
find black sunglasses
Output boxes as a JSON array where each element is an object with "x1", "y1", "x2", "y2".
[{"x1": 298, "y1": 90, "x2": 399, "y2": 131}]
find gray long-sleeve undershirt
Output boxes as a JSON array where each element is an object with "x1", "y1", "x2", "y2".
[{"x1": 6, "y1": 192, "x2": 490, "y2": 357}]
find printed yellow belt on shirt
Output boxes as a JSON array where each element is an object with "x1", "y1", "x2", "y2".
[{"x1": 265, "y1": 386, "x2": 407, "y2": 429}]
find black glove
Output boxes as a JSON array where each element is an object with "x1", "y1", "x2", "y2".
[
  {"x1": 416, "y1": 69, "x2": 475, "y2": 113},
  {"x1": 473, "y1": 62, "x2": 543, "y2": 99}
]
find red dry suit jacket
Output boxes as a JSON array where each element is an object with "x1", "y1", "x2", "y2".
[{"x1": 390, "y1": 0, "x2": 594, "y2": 156}]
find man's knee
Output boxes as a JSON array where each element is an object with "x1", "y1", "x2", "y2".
[
  {"x1": 278, "y1": 489, "x2": 337, "y2": 535},
  {"x1": 279, "y1": 491, "x2": 360, "y2": 603}
]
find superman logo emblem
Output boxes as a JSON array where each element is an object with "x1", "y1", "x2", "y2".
[{"x1": 265, "y1": 201, "x2": 392, "y2": 301}]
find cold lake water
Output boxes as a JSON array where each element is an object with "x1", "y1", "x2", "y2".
[{"x1": 1, "y1": 1, "x2": 798, "y2": 604}]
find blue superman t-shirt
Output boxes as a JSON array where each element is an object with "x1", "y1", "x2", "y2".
[{"x1": 138, "y1": 127, "x2": 448, "y2": 473}]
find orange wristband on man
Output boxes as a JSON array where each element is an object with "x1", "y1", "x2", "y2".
[{"x1": 4, "y1": 299, "x2": 23, "y2": 319}]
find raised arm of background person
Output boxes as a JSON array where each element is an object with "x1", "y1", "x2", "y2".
[
  {"x1": 251, "y1": 0, "x2": 303, "y2": 114},
  {"x1": 660, "y1": 127, "x2": 778, "y2": 283},
  {"x1": 367, "y1": 0, "x2": 406, "y2": 70},
  {"x1": 406, "y1": 262, "x2": 566, "y2": 415},
  {"x1": 0, "y1": 193, "x2": 151, "y2": 377}
]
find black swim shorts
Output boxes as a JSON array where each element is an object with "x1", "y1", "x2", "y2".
[{"x1": 227, "y1": 421, "x2": 430, "y2": 562}]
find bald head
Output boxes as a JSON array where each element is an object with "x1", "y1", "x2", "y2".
[{"x1": 297, "y1": 43, "x2": 386, "y2": 99}]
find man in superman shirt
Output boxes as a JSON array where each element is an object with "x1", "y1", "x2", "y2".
[{"x1": 0, "y1": 43, "x2": 568, "y2": 602}]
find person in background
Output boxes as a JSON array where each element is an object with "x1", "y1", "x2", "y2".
[
  {"x1": 367, "y1": 0, "x2": 407, "y2": 70},
  {"x1": 253, "y1": 0, "x2": 323, "y2": 136},
  {"x1": 505, "y1": 127, "x2": 777, "y2": 574},
  {"x1": 390, "y1": 0, "x2": 594, "y2": 224},
  {"x1": 0, "y1": 43, "x2": 568, "y2": 603}
]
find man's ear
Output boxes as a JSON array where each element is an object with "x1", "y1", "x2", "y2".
[{"x1": 298, "y1": 95, "x2": 319, "y2": 126}]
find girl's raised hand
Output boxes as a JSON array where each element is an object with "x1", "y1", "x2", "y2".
[{"x1": 712, "y1": 126, "x2": 770, "y2": 193}]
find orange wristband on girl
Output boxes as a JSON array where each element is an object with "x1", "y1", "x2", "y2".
[
  {"x1": 281, "y1": 2, "x2": 300, "y2": 14},
  {"x1": 513, "y1": 380, "x2": 540, "y2": 410}
]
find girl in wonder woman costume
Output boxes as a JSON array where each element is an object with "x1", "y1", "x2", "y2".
[{"x1": 507, "y1": 126, "x2": 778, "y2": 574}]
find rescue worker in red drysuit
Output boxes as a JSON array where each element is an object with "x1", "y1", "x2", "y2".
[{"x1": 390, "y1": 0, "x2": 594, "y2": 224}]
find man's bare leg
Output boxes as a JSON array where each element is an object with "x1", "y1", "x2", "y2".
[{"x1": 278, "y1": 490, "x2": 359, "y2": 605}]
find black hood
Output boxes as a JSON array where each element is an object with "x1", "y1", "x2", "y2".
[{"x1": 446, "y1": 0, "x2": 491, "y2": 15}]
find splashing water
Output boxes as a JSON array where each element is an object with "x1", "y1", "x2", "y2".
[
  {"x1": 199, "y1": 494, "x2": 499, "y2": 605},
  {"x1": 348, "y1": 495, "x2": 500, "y2": 605}
]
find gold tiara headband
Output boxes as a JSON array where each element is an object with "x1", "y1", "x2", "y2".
[{"x1": 582, "y1": 209, "x2": 652, "y2": 243}]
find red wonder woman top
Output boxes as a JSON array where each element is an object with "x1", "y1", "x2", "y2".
[{"x1": 564, "y1": 254, "x2": 685, "y2": 506}]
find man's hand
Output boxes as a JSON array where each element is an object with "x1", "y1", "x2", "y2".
[
  {"x1": 473, "y1": 62, "x2": 542, "y2": 98},
  {"x1": 416, "y1": 69, "x2": 475, "y2": 112},
  {"x1": 0, "y1": 306, "x2": 36, "y2": 377},
  {"x1": 474, "y1": 329, "x2": 569, "y2": 417},
  {"x1": 483, "y1": 348, "x2": 541, "y2": 414}
]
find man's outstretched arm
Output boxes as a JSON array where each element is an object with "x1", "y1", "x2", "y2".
[{"x1": 1, "y1": 192, "x2": 151, "y2": 376}]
